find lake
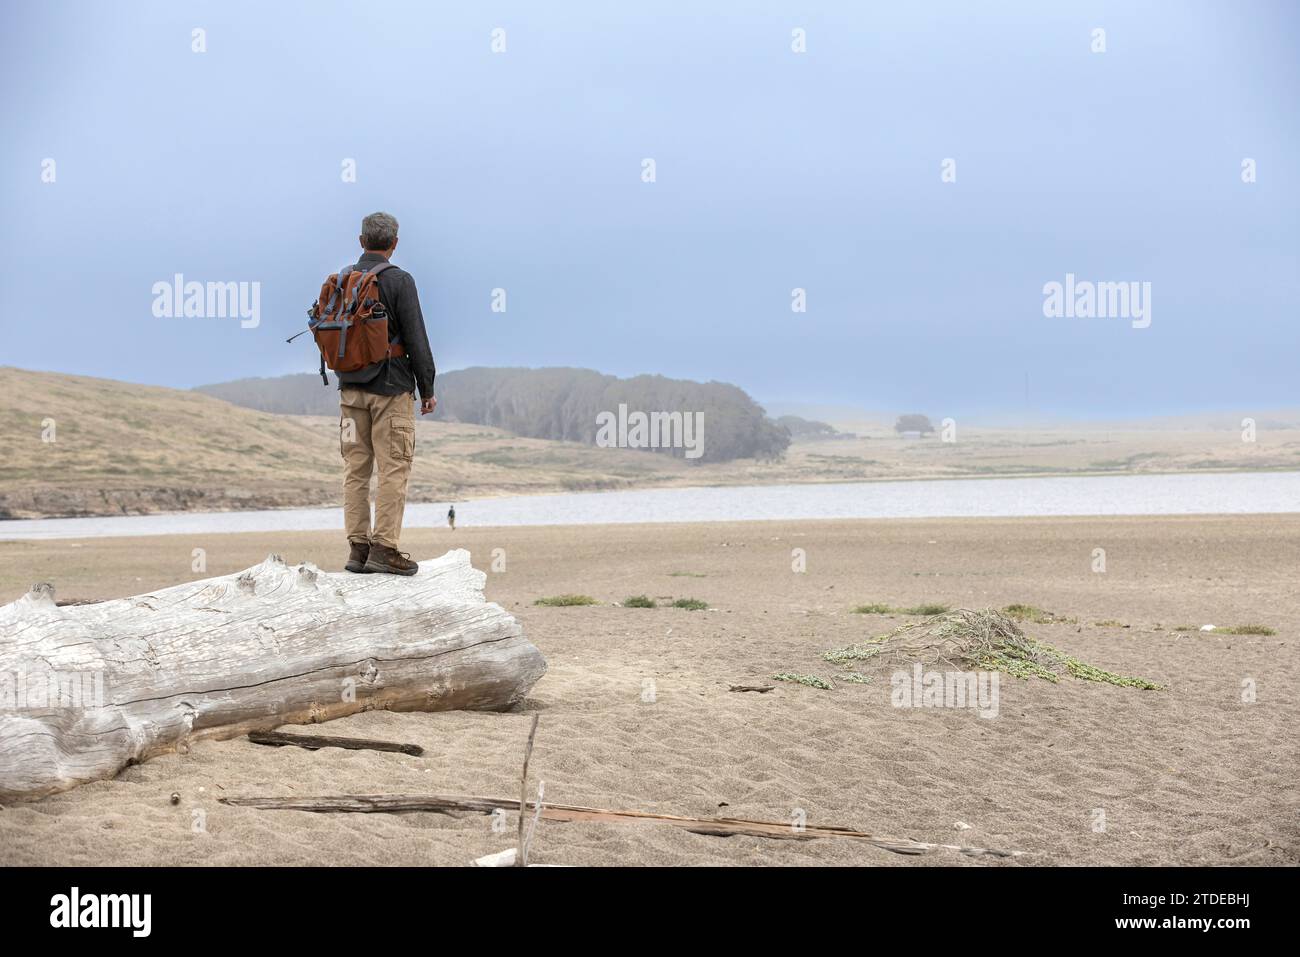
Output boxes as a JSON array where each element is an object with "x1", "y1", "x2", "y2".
[{"x1": 2, "y1": 471, "x2": 1298, "y2": 540}]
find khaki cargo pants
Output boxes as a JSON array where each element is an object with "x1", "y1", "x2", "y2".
[{"x1": 340, "y1": 388, "x2": 416, "y2": 549}]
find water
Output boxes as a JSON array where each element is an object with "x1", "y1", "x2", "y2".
[{"x1": 2, "y1": 471, "x2": 1297, "y2": 541}]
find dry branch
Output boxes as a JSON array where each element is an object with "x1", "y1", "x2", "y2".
[
  {"x1": 248, "y1": 729, "x2": 425, "y2": 756},
  {"x1": 516, "y1": 713, "x2": 540, "y2": 866},
  {"x1": 218, "y1": 792, "x2": 1022, "y2": 859}
]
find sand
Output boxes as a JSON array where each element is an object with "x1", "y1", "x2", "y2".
[{"x1": 1, "y1": 515, "x2": 1297, "y2": 866}]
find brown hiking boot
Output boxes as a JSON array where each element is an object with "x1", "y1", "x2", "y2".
[
  {"x1": 364, "y1": 543, "x2": 419, "y2": 576},
  {"x1": 345, "y1": 541, "x2": 371, "y2": 573}
]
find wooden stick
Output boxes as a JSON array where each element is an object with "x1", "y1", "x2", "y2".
[
  {"x1": 247, "y1": 730, "x2": 424, "y2": 757},
  {"x1": 516, "y1": 715, "x2": 540, "y2": 867},
  {"x1": 218, "y1": 793, "x2": 1022, "y2": 858},
  {"x1": 728, "y1": 684, "x2": 775, "y2": 693},
  {"x1": 522, "y1": 780, "x2": 545, "y2": 865}
]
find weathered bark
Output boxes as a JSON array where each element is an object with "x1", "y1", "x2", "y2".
[{"x1": 0, "y1": 550, "x2": 546, "y2": 800}]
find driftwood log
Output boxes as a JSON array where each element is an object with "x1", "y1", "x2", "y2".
[
  {"x1": 0, "y1": 550, "x2": 546, "y2": 800},
  {"x1": 219, "y1": 793, "x2": 1022, "y2": 858}
]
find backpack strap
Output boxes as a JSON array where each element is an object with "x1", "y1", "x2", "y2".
[
  {"x1": 325, "y1": 265, "x2": 355, "y2": 320},
  {"x1": 361, "y1": 261, "x2": 405, "y2": 359},
  {"x1": 333, "y1": 265, "x2": 358, "y2": 360},
  {"x1": 342, "y1": 265, "x2": 363, "y2": 315}
]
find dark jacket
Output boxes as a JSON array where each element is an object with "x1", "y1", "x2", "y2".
[{"x1": 335, "y1": 252, "x2": 436, "y2": 399}]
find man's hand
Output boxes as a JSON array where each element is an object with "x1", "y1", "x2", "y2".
[{"x1": 420, "y1": 395, "x2": 437, "y2": 416}]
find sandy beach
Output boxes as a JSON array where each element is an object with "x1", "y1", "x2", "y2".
[{"x1": 1, "y1": 515, "x2": 1296, "y2": 867}]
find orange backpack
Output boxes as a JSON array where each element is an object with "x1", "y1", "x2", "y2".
[{"x1": 304, "y1": 261, "x2": 404, "y2": 384}]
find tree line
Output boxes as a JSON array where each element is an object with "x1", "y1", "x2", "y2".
[{"x1": 196, "y1": 366, "x2": 791, "y2": 463}]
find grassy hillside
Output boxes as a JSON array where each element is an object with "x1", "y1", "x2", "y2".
[{"x1": 0, "y1": 367, "x2": 689, "y2": 519}]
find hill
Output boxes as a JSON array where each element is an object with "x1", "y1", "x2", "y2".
[
  {"x1": 0, "y1": 368, "x2": 698, "y2": 519},
  {"x1": 196, "y1": 367, "x2": 791, "y2": 464}
]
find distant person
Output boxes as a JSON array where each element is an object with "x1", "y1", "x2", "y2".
[
  {"x1": 448, "y1": 505, "x2": 456, "y2": 531},
  {"x1": 326, "y1": 212, "x2": 437, "y2": 576}
]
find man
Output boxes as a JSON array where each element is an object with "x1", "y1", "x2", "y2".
[
  {"x1": 447, "y1": 505, "x2": 456, "y2": 531},
  {"x1": 339, "y1": 212, "x2": 437, "y2": 576}
]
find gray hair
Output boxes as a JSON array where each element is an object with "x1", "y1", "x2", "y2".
[{"x1": 360, "y1": 212, "x2": 399, "y2": 250}]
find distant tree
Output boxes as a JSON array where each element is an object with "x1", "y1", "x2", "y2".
[
  {"x1": 198, "y1": 367, "x2": 793, "y2": 464},
  {"x1": 440, "y1": 368, "x2": 791, "y2": 463},
  {"x1": 894, "y1": 413, "x2": 935, "y2": 435}
]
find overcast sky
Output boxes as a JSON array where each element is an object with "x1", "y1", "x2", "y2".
[{"x1": 3, "y1": 0, "x2": 1296, "y2": 417}]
